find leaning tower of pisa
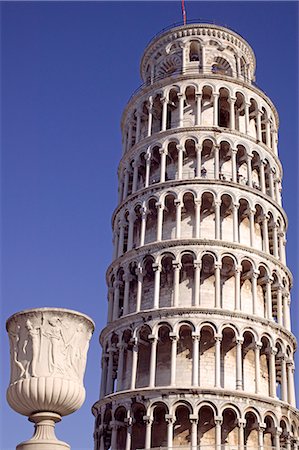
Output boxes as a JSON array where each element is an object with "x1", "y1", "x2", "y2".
[{"x1": 93, "y1": 23, "x2": 299, "y2": 450}]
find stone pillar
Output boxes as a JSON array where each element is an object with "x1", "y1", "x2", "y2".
[
  {"x1": 195, "y1": 144, "x2": 201, "y2": 178},
  {"x1": 258, "y1": 424, "x2": 266, "y2": 450},
  {"x1": 277, "y1": 285, "x2": 283, "y2": 326},
  {"x1": 135, "y1": 109, "x2": 142, "y2": 143},
  {"x1": 272, "y1": 223, "x2": 279, "y2": 258},
  {"x1": 262, "y1": 214, "x2": 269, "y2": 253},
  {"x1": 156, "y1": 202, "x2": 164, "y2": 241},
  {"x1": 234, "y1": 265, "x2": 241, "y2": 310},
  {"x1": 153, "y1": 263, "x2": 161, "y2": 309},
  {"x1": 251, "y1": 269, "x2": 259, "y2": 315},
  {"x1": 255, "y1": 342, "x2": 262, "y2": 394},
  {"x1": 231, "y1": 148, "x2": 237, "y2": 183},
  {"x1": 215, "y1": 200, "x2": 221, "y2": 240},
  {"x1": 110, "y1": 421, "x2": 118, "y2": 450},
  {"x1": 166, "y1": 415, "x2": 174, "y2": 449},
  {"x1": 173, "y1": 262, "x2": 181, "y2": 308},
  {"x1": 249, "y1": 207, "x2": 256, "y2": 247},
  {"x1": 194, "y1": 260, "x2": 201, "y2": 307},
  {"x1": 190, "y1": 415, "x2": 198, "y2": 450},
  {"x1": 100, "y1": 354, "x2": 108, "y2": 397},
  {"x1": 178, "y1": 93, "x2": 185, "y2": 127},
  {"x1": 106, "y1": 347, "x2": 115, "y2": 394},
  {"x1": 283, "y1": 292, "x2": 290, "y2": 330},
  {"x1": 256, "y1": 109, "x2": 262, "y2": 142},
  {"x1": 175, "y1": 199, "x2": 182, "y2": 238},
  {"x1": 116, "y1": 343, "x2": 126, "y2": 391},
  {"x1": 135, "y1": 265, "x2": 143, "y2": 313},
  {"x1": 127, "y1": 121, "x2": 133, "y2": 151},
  {"x1": 269, "y1": 168, "x2": 275, "y2": 198},
  {"x1": 159, "y1": 148, "x2": 167, "y2": 183},
  {"x1": 287, "y1": 360, "x2": 296, "y2": 407},
  {"x1": 170, "y1": 332, "x2": 177, "y2": 386},
  {"x1": 269, "y1": 347, "x2": 277, "y2": 398},
  {"x1": 112, "y1": 281, "x2": 120, "y2": 321},
  {"x1": 125, "y1": 416, "x2": 133, "y2": 450},
  {"x1": 123, "y1": 167, "x2": 130, "y2": 200},
  {"x1": 238, "y1": 419, "x2": 246, "y2": 450},
  {"x1": 195, "y1": 93, "x2": 202, "y2": 126},
  {"x1": 215, "y1": 416, "x2": 223, "y2": 450},
  {"x1": 192, "y1": 333, "x2": 200, "y2": 386},
  {"x1": 107, "y1": 287, "x2": 114, "y2": 323},
  {"x1": 213, "y1": 93, "x2": 219, "y2": 126},
  {"x1": 144, "y1": 416, "x2": 152, "y2": 450},
  {"x1": 140, "y1": 208, "x2": 147, "y2": 247},
  {"x1": 145, "y1": 152, "x2": 151, "y2": 188},
  {"x1": 245, "y1": 102, "x2": 250, "y2": 134},
  {"x1": 195, "y1": 199, "x2": 201, "y2": 238},
  {"x1": 236, "y1": 337, "x2": 244, "y2": 390},
  {"x1": 149, "y1": 335, "x2": 158, "y2": 388},
  {"x1": 147, "y1": 98, "x2": 153, "y2": 137},
  {"x1": 123, "y1": 273, "x2": 131, "y2": 316},
  {"x1": 280, "y1": 355, "x2": 288, "y2": 402},
  {"x1": 233, "y1": 202, "x2": 239, "y2": 242},
  {"x1": 275, "y1": 427, "x2": 282, "y2": 450},
  {"x1": 265, "y1": 276, "x2": 273, "y2": 320},
  {"x1": 127, "y1": 212, "x2": 136, "y2": 251},
  {"x1": 177, "y1": 145, "x2": 184, "y2": 180},
  {"x1": 214, "y1": 145, "x2": 220, "y2": 179},
  {"x1": 266, "y1": 119, "x2": 271, "y2": 147},
  {"x1": 117, "y1": 221, "x2": 125, "y2": 257},
  {"x1": 214, "y1": 262, "x2": 221, "y2": 309},
  {"x1": 130, "y1": 339, "x2": 138, "y2": 390},
  {"x1": 132, "y1": 160, "x2": 139, "y2": 193},
  {"x1": 229, "y1": 96, "x2": 236, "y2": 129},
  {"x1": 161, "y1": 97, "x2": 168, "y2": 131},
  {"x1": 247, "y1": 153, "x2": 253, "y2": 188},
  {"x1": 215, "y1": 335, "x2": 222, "y2": 388},
  {"x1": 260, "y1": 160, "x2": 266, "y2": 193}
]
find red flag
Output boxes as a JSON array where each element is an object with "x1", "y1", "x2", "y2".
[{"x1": 181, "y1": 0, "x2": 187, "y2": 25}]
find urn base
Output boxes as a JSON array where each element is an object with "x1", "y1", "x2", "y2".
[{"x1": 16, "y1": 412, "x2": 70, "y2": 450}]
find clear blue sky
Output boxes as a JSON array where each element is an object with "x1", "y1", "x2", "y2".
[{"x1": 1, "y1": 2, "x2": 298, "y2": 449}]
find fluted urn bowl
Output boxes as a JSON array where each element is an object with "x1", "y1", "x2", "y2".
[{"x1": 7, "y1": 308, "x2": 94, "y2": 418}]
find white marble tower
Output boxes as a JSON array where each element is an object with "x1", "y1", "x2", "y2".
[{"x1": 93, "y1": 23, "x2": 299, "y2": 450}]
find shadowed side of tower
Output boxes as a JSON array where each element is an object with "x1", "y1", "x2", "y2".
[{"x1": 93, "y1": 23, "x2": 299, "y2": 450}]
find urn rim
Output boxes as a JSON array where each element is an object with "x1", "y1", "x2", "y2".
[{"x1": 6, "y1": 307, "x2": 95, "y2": 331}]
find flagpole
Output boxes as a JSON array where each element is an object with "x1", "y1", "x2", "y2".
[{"x1": 181, "y1": 0, "x2": 187, "y2": 25}]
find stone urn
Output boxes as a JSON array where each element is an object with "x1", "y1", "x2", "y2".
[{"x1": 6, "y1": 308, "x2": 94, "y2": 450}]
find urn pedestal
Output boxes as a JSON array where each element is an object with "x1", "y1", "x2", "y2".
[{"x1": 6, "y1": 308, "x2": 94, "y2": 450}]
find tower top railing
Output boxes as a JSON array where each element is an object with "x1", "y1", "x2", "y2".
[
  {"x1": 146, "y1": 18, "x2": 242, "y2": 47},
  {"x1": 137, "y1": 446, "x2": 287, "y2": 450}
]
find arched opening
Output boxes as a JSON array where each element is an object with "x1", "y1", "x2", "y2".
[
  {"x1": 220, "y1": 194, "x2": 234, "y2": 242},
  {"x1": 236, "y1": 145, "x2": 248, "y2": 185},
  {"x1": 252, "y1": 151, "x2": 261, "y2": 190},
  {"x1": 242, "y1": 332, "x2": 256, "y2": 393},
  {"x1": 200, "y1": 254, "x2": 216, "y2": 308},
  {"x1": 189, "y1": 40, "x2": 201, "y2": 62},
  {"x1": 131, "y1": 403, "x2": 146, "y2": 450},
  {"x1": 218, "y1": 88, "x2": 230, "y2": 128},
  {"x1": 238, "y1": 198, "x2": 250, "y2": 246},
  {"x1": 222, "y1": 408, "x2": 238, "y2": 447},
  {"x1": 181, "y1": 192, "x2": 196, "y2": 238},
  {"x1": 173, "y1": 405, "x2": 192, "y2": 446},
  {"x1": 136, "y1": 325, "x2": 151, "y2": 388},
  {"x1": 244, "y1": 411, "x2": 259, "y2": 448},
  {"x1": 200, "y1": 192, "x2": 215, "y2": 239},
  {"x1": 141, "y1": 255, "x2": 154, "y2": 310},
  {"x1": 179, "y1": 253, "x2": 195, "y2": 307},
  {"x1": 151, "y1": 404, "x2": 168, "y2": 448},
  {"x1": 145, "y1": 198, "x2": 157, "y2": 244},
  {"x1": 149, "y1": 146, "x2": 161, "y2": 185},
  {"x1": 221, "y1": 327, "x2": 237, "y2": 389},
  {"x1": 162, "y1": 194, "x2": 176, "y2": 240},
  {"x1": 121, "y1": 330, "x2": 133, "y2": 391},
  {"x1": 264, "y1": 415, "x2": 275, "y2": 450},
  {"x1": 219, "y1": 140, "x2": 232, "y2": 180},
  {"x1": 198, "y1": 405, "x2": 215, "y2": 446},
  {"x1": 249, "y1": 99, "x2": 258, "y2": 140},
  {"x1": 235, "y1": 92, "x2": 246, "y2": 133},
  {"x1": 261, "y1": 337, "x2": 271, "y2": 397},
  {"x1": 128, "y1": 262, "x2": 138, "y2": 314},
  {"x1": 152, "y1": 94, "x2": 163, "y2": 133},
  {"x1": 201, "y1": 86, "x2": 213, "y2": 126},
  {"x1": 167, "y1": 88, "x2": 179, "y2": 129},
  {"x1": 183, "y1": 139, "x2": 197, "y2": 179},
  {"x1": 184, "y1": 86, "x2": 196, "y2": 127},
  {"x1": 201, "y1": 139, "x2": 214, "y2": 178},
  {"x1": 176, "y1": 325, "x2": 193, "y2": 386},
  {"x1": 166, "y1": 141, "x2": 178, "y2": 181},
  {"x1": 114, "y1": 406, "x2": 127, "y2": 450},
  {"x1": 254, "y1": 204, "x2": 264, "y2": 251},
  {"x1": 212, "y1": 57, "x2": 232, "y2": 76},
  {"x1": 132, "y1": 205, "x2": 142, "y2": 249},
  {"x1": 221, "y1": 256, "x2": 235, "y2": 310},
  {"x1": 240, "y1": 260, "x2": 253, "y2": 314},
  {"x1": 160, "y1": 254, "x2": 175, "y2": 307},
  {"x1": 156, "y1": 325, "x2": 172, "y2": 386},
  {"x1": 257, "y1": 265, "x2": 268, "y2": 318},
  {"x1": 199, "y1": 326, "x2": 216, "y2": 387}
]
